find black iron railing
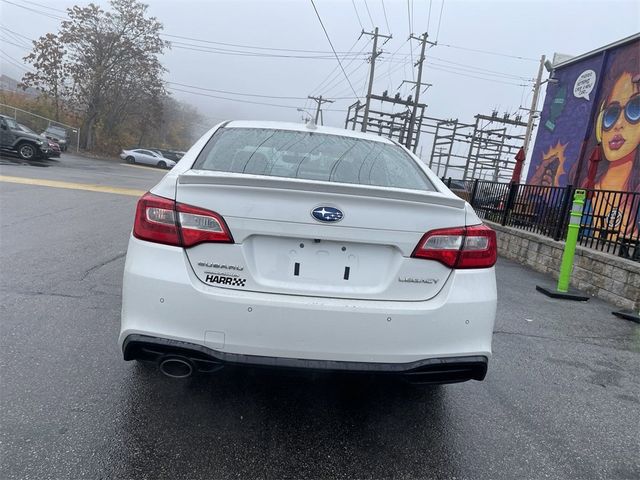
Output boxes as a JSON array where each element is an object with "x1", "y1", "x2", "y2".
[{"x1": 442, "y1": 177, "x2": 640, "y2": 262}]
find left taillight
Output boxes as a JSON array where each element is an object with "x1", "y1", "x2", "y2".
[
  {"x1": 133, "y1": 192, "x2": 233, "y2": 247},
  {"x1": 412, "y1": 224, "x2": 497, "y2": 269}
]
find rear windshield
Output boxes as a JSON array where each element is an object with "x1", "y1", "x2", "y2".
[
  {"x1": 193, "y1": 127, "x2": 434, "y2": 191},
  {"x1": 3, "y1": 117, "x2": 19, "y2": 129},
  {"x1": 46, "y1": 126, "x2": 66, "y2": 136}
]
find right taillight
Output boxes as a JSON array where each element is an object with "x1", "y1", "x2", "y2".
[
  {"x1": 133, "y1": 192, "x2": 233, "y2": 247},
  {"x1": 412, "y1": 224, "x2": 496, "y2": 269}
]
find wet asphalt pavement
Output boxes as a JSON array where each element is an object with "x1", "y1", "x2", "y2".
[{"x1": 1, "y1": 154, "x2": 639, "y2": 479}]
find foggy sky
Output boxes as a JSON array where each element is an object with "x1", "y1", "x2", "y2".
[{"x1": 1, "y1": 0, "x2": 639, "y2": 171}]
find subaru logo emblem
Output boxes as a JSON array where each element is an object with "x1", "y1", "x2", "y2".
[{"x1": 311, "y1": 206, "x2": 344, "y2": 223}]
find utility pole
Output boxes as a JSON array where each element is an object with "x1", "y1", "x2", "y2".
[
  {"x1": 360, "y1": 27, "x2": 392, "y2": 132},
  {"x1": 523, "y1": 55, "x2": 546, "y2": 158},
  {"x1": 307, "y1": 95, "x2": 334, "y2": 125},
  {"x1": 405, "y1": 32, "x2": 436, "y2": 149}
]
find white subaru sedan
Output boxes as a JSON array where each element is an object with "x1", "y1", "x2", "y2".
[{"x1": 120, "y1": 121, "x2": 497, "y2": 383}]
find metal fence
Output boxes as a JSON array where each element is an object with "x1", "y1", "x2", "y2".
[
  {"x1": 443, "y1": 177, "x2": 640, "y2": 262},
  {"x1": 0, "y1": 103, "x2": 80, "y2": 152}
]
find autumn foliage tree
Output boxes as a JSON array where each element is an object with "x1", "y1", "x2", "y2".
[
  {"x1": 21, "y1": 0, "x2": 197, "y2": 152},
  {"x1": 21, "y1": 33, "x2": 68, "y2": 121}
]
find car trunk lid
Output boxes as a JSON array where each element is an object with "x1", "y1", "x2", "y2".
[{"x1": 176, "y1": 171, "x2": 466, "y2": 301}]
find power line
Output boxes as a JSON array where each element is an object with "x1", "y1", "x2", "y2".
[
  {"x1": 169, "y1": 86, "x2": 346, "y2": 113},
  {"x1": 331, "y1": 69, "x2": 370, "y2": 99},
  {"x1": 383, "y1": 55, "x2": 531, "y2": 82},
  {"x1": 309, "y1": 0, "x2": 359, "y2": 98},
  {"x1": 411, "y1": 0, "x2": 415, "y2": 33},
  {"x1": 161, "y1": 33, "x2": 362, "y2": 55},
  {"x1": 166, "y1": 29, "x2": 538, "y2": 63},
  {"x1": 427, "y1": 0, "x2": 433, "y2": 31},
  {"x1": 166, "y1": 81, "x2": 357, "y2": 100},
  {"x1": 427, "y1": 64, "x2": 527, "y2": 86},
  {"x1": 0, "y1": 25, "x2": 32, "y2": 46},
  {"x1": 0, "y1": 48, "x2": 33, "y2": 72},
  {"x1": 0, "y1": 36, "x2": 31, "y2": 50},
  {"x1": 0, "y1": 0, "x2": 65, "y2": 20},
  {"x1": 350, "y1": 0, "x2": 364, "y2": 30},
  {"x1": 311, "y1": 36, "x2": 365, "y2": 95},
  {"x1": 384, "y1": 49, "x2": 533, "y2": 80},
  {"x1": 384, "y1": 37, "x2": 412, "y2": 84},
  {"x1": 1, "y1": 27, "x2": 363, "y2": 106},
  {"x1": 169, "y1": 40, "x2": 367, "y2": 60},
  {"x1": 407, "y1": 2, "x2": 415, "y2": 81},
  {"x1": 438, "y1": 43, "x2": 538, "y2": 62},
  {"x1": 380, "y1": 0, "x2": 391, "y2": 34},
  {"x1": 320, "y1": 38, "x2": 372, "y2": 94},
  {"x1": 19, "y1": 0, "x2": 66, "y2": 14},
  {"x1": 0, "y1": 54, "x2": 30, "y2": 72},
  {"x1": 435, "y1": 0, "x2": 445, "y2": 42},
  {"x1": 0, "y1": 24, "x2": 367, "y2": 61},
  {"x1": 363, "y1": 0, "x2": 375, "y2": 29},
  {"x1": 0, "y1": 33, "x2": 22, "y2": 48},
  {"x1": 427, "y1": 61, "x2": 530, "y2": 82},
  {"x1": 323, "y1": 62, "x2": 367, "y2": 97},
  {"x1": 426, "y1": 56, "x2": 533, "y2": 80},
  {"x1": 168, "y1": 86, "x2": 304, "y2": 110}
]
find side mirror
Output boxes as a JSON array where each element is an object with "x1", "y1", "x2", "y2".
[{"x1": 0, "y1": 124, "x2": 7, "y2": 130}]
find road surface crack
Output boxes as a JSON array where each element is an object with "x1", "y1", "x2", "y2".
[
  {"x1": 1, "y1": 289, "x2": 83, "y2": 299},
  {"x1": 80, "y1": 252, "x2": 126, "y2": 280}
]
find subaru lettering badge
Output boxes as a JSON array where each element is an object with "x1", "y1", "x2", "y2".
[{"x1": 311, "y1": 206, "x2": 344, "y2": 223}]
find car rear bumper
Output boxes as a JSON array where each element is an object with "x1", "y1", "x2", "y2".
[
  {"x1": 123, "y1": 334, "x2": 488, "y2": 383},
  {"x1": 120, "y1": 236, "x2": 497, "y2": 372}
]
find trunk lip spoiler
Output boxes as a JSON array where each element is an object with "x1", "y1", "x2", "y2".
[{"x1": 178, "y1": 171, "x2": 465, "y2": 209}]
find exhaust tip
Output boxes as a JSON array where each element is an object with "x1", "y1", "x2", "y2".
[{"x1": 159, "y1": 357, "x2": 194, "y2": 379}]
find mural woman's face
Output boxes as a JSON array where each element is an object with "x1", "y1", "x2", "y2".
[{"x1": 601, "y1": 72, "x2": 640, "y2": 162}]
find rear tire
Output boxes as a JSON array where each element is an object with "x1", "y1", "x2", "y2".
[
  {"x1": 126, "y1": 156, "x2": 135, "y2": 164},
  {"x1": 157, "y1": 160, "x2": 167, "y2": 169},
  {"x1": 17, "y1": 142, "x2": 37, "y2": 161}
]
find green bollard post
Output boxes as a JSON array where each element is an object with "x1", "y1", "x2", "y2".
[
  {"x1": 557, "y1": 189, "x2": 585, "y2": 292},
  {"x1": 536, "y1": 189, "x2": 590, "y2": 301}
]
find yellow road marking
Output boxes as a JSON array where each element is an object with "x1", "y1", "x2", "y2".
[
  {"x1": 120, "y1": 163, "x2": 160, "y2": 171},
  {"x1": 0, "y1": 175, "x2": 145, "y2": 197}
]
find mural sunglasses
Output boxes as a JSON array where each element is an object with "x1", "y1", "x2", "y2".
[{"x1": 602, "y1": 94, "x2": 640, "y2": 131}]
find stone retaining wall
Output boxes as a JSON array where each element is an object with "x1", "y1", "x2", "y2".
[{"x1": 486, "y1": 221, "x2": 640, "y2": 311}]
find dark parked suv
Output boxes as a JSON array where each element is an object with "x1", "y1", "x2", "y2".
[{"x1": 0, "y1": 114, "x2": 48, "y2": 160}]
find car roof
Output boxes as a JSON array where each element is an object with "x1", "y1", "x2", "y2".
[{"x1": 225, "y1": 120, "x2": 397, "y2": 145}]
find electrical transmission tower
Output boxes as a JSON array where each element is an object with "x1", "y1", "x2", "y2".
[{"x1": 461, "y1": 112, "x2": 527, "y2": 181}]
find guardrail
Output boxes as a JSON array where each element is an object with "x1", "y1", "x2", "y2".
[{"x1": 443, "y1": 177, "x2": 640, "y2": 263}]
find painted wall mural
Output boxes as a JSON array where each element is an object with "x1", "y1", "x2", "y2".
[
  {"x1": 527, "y1": 38, "x2": 640, "y2": 191},
  {"x1": 573, "y1": 40, "x2": 640, "y2": 193},
  {"x1": 527, "y1": 55, "x2": 604, "y2": 187},
  {"x1": 527, "y1": 38, "x2": 639, "y2": 238}
]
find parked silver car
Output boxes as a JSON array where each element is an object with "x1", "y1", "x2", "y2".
[{"x1": 120, "y1": 148, "x2": 176, "y2": 169}]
